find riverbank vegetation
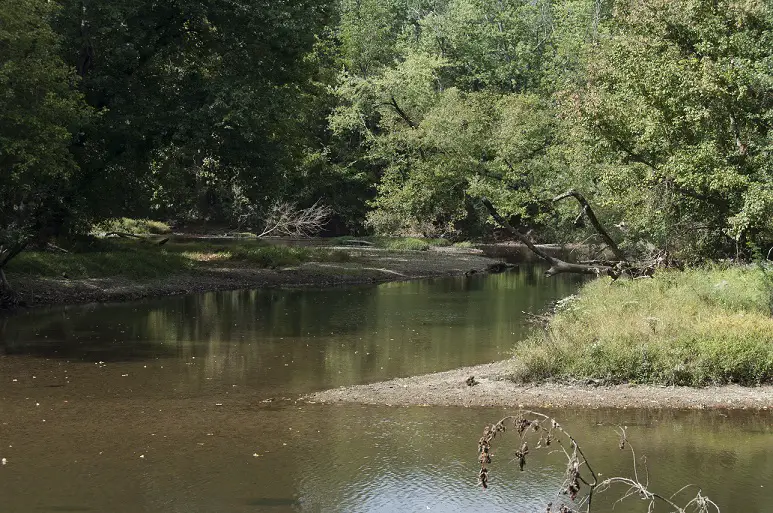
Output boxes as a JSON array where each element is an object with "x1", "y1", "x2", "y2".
[
  {"x1": 6, "y1": 240, "x2": 350, "y2": 280},
  {"x1": 331, "y1": 236, "x2": 453, "y2": 251},
  {"x1": 512, "y1": 266, "x2": 773, "y2": 386}
]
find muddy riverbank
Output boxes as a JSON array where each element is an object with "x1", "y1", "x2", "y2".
[{"x1": 306, "y1": 359, "x2": 773, "y2": 410}]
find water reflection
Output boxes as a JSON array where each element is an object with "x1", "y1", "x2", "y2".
[
  {"x1": 1, "y1": 271, "x2": 770, "y2": 512},
  {"x1": 1, "y1": 269, "x2": 583, "y2": 397},
  {"x1": 293, "y1": 407, "x2": 773, "y2": 513}
]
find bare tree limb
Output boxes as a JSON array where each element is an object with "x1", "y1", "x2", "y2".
[
  {"x1": 104, "y1": 231, "x2": 144, "y2": 239},
  {"x1": 389, "y1": 96, "x2": 417, "y2": 128},
  {"x1": 553, "y1": 190, "x2": 627, "y2": 262},
  {"x1": 252, "y1": 200, "x2": 333, "y2": 238},
  {"x1": 479, "y1": 411, "x2": 721, "y2": 513}
]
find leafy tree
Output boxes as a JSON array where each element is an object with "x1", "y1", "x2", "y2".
[
  {"x1": 55, "y1": 0, "x2": 336, "y2": 223},
  {"x1": 332, "y1": 49, "x2": 565, "y2": 236},
  {"x1": 0, "y1": 0, "x2": 91, "y2": 298},
  {"x1": 329, "y1": 0, "x2": 575, "y2": 237},
  {"x1": 575, "y1": 0, "x2": 773, "y2": 257},
  {"x1": 414, "y1": 0, "x2": 556, "y2": 93}
]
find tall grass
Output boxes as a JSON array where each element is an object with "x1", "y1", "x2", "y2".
[
  {"x1": 512, "y1": 266, "x2": 773, "y2": 386},
  {"x1": 7, "y1": 247, "x2": 191, "y2": 279}
]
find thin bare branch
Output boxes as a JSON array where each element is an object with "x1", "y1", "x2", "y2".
[
  {"x1": 478, "y1": 410, "x2": 719, "y2": 513},
  {"x1": 251, "y1": 200, "x2": 333, "y2": 238}
]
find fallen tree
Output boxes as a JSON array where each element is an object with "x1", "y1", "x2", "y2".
[{"x1": 482, "y1": 191, "x2": 655, "y2": 278}]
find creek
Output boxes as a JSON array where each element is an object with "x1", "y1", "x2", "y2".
[{"x1": 0, "y1": 268, "x2": 770, "y2": 512}]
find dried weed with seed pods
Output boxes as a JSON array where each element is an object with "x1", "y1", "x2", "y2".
[{"x1": 477, "y1": 410, "x2": 720, "y2": 513}]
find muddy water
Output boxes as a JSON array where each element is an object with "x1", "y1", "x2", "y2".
[{"x1": 0, "y1": 270, "x2": 771, "y2": 512}]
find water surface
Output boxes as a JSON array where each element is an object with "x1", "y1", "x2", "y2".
[{"x1": 0, "y1": 270, "x2": 770, "y2": 512}]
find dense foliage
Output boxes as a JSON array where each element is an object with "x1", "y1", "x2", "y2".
[
  {"x1": 1, "y1": 0, "x2": 336, "y2": 277},
  {"x1": 0, "y1": 0, "x2": 91, "y2": 271},
  {"x1": 1, "y1": 0, "x2": 771, "y2": 277},
  {"x1": 331, "y1": 0, "x2": 773, "y2": 258}
]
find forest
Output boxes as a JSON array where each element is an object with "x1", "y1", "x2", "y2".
[
  {"x1": 2, "y1": 0, "x2": 772, "y2": 284},
  {"x1": 1, "y1": 4, "x2": 773, "y2": 509}
]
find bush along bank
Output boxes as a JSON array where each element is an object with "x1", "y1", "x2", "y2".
[{"x1": 512, "y1": 266, "x2": 773, "y2": 386}]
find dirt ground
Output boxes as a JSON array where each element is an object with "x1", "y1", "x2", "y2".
[
  {"x1": 306, "y1": 359, "x2": 773, "y2": 410},
  {"x1": 8, "y1": 247, "x2": 497, "y2": 308}
]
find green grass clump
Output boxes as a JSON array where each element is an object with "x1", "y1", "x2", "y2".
[
  {"x1": 95, "y1": 218, "x2": 172, "y2": 235},
  {"x1": 512, "y1": 266, "x2": 773, "y2": 386},
  {"x1": 381, "y1": 237, "x2": 432, "y2": 251},
  {"x1": 8, "y1": 240, "x2": 351, "y2": 279},
  {"x1": 8, "y1": 246, "x2": 191, "y2": 279}
]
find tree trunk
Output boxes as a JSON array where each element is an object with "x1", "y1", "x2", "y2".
[
  {"x1": 482, "y1": 198, "x2": 617, "y2": 277},
  {"x1": 552, "y1": 189, "x2": 628, "y2": 262},
  {"x1": 0, "y1": 240, "x2": 30, "y2": 309},
  {"x1": 0, "y1": 268, "x2": 19, "y2": 309}
]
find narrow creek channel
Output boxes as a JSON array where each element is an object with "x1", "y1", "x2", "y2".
[{"x1": 1, "y1": 268, "x2": 771, "y2": 512}]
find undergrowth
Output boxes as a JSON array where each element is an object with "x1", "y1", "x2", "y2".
[
  {"x1": 93, "y1": 218, "x2": 172, "y2": 235},
  {"x1": 512, "y1": 266, "x2": 773, "y2": 386}
]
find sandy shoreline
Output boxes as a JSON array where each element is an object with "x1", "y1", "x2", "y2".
[
  {"x1": 6, "y1": 247, "x2": 498, "y2": 308},
  {"x1": 306, "y1": 359, "x2": 773, "y2": 410}
]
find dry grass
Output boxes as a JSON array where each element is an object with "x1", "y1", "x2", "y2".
[{"x1": 512, "y1": 266, "x2": 773, "y2": 386}]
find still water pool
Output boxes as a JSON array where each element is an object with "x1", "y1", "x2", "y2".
[{"x1": 0, "y1": 269, "x2": 770, "y2": 512}]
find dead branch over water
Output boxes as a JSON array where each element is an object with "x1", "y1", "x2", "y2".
[
  {"x1": 478, "y1": 410, "x2": 720, "y2": 513},
  {"x1": 481, "y1": 195, "x2": 658, "y2": 279}
]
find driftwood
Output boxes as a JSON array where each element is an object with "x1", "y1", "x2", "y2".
[
  {"x1": 104, "y1": 231, "x2": 143, "y2": 239},
  {"x1": 241, "y1": 200, "x2": 333, "y2": 238},
  {"x1": 105, "y1": 232, "x2": 169, "y2": 245},
  {"x1": 482, "y1": 195, "x2": 654, "y2": 278}
]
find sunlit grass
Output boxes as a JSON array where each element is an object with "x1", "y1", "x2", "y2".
[
  {"x1": 8, "y1": 248, "x2": 191, "y2": 279},
  {"x1": 512, "y1": 266, "x2": 773, "y2": 386},
  {"x1": 93, "y1": 217, "x2": 172, "y2": 235}
]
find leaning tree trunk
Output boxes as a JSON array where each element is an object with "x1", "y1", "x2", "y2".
[
  {"x1": 482, "y1": 194, "x2": 653, "y2": 279},
  {"x1": 482, "y1": 198, "x2": 617, "y2": 277},
  {"x1": 0, "y1": 242, "x2": 28, "y2": 309},
  {"x1": 0, "y1": 267, "x2": 19, "y2": 309},
  {"x1": 552, "y1": 189, "x2": 628, "y2": 262}
]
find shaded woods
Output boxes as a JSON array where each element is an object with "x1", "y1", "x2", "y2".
[{"x1": 3, "y1": 0, "x2": 771, "y2": 270}]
